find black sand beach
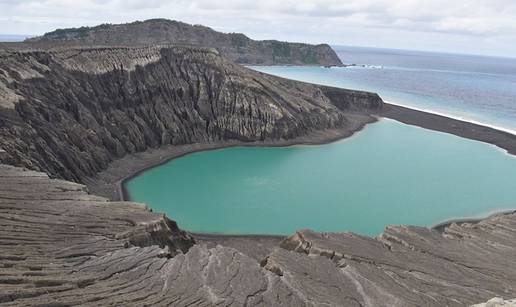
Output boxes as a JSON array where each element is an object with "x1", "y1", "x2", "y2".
[{"x1": 379, "y1": 103, "x2": 516, "y2": 155}]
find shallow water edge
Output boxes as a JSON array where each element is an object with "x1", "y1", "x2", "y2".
[
  {"x1": 86, "y1": 103, "x2": 516, "y2": 236},
  {"x1": 86, "y1": 116, "x2": 375, "y2": 201}
]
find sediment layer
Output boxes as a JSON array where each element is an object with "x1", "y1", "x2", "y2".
[{"x1": 1, "y1": 163, "x2": 516, "y2": 306}]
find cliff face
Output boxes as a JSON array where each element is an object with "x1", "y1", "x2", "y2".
[
  {"x1": 0, "y1": 34, "x2": 515, "y2": 307},
  {"x1": 25, "y1": 19, "x2": 344, "y2": 66},
  {"x1": 2, "y1": 163, "x2": 515, "y2": 306},
  {"x1": 0, "y1": 45, "x2": 381, "y2": 182}
]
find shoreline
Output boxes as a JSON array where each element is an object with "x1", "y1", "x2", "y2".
[
  {"x1": 385, "y1": 100, "x2": 516, "y2": 136},
  {"x1": 431, "y1": 209, "x2": 516, "y2": 232},
  {"x1": 119, "y1": 124, "x2": 370, "y2": 202},
  {"x1": 86, "y1": 103, "x2": 516, "y2": 237},
  {"x1": 378, "y1": 103, "x2": 516, "y2": 156},
  {"x1": 85, "y1": 114, "x2": 376, "y2": 202}
]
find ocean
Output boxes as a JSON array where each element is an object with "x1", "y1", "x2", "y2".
[{"x1": 252, "y1": 46, "x2": 516, "y2": 134}]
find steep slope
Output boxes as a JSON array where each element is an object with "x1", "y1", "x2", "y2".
[
  {"x1": 1, "y1": 163, "x2": 515, "y2": 306},
  {"x1": 25, "y1": 19, "x2": 343, "y2": 66},
  {"x1": 0, "y1": 45, "x2": 381, "y2": 182}
]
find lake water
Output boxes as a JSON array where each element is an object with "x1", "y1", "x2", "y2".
[
  {"x1": 127, "y1": 47, "x2": 516, "y2": 235},
  {"x1": 126, "y1": 119, "x2": 516, "y2": 236}
]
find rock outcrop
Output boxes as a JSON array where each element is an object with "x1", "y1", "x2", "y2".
[
  {"x1": 2, "y1": 27, "x2": 515, "y2": 307},
  {"x1": 472, "y1": 298, "x2": 516, "y2": 307},
  {"x1": 1, "y1": 163, "x2": 516, "y2": 306},
  {"x1": 0, "y1": 45, "x2": 381, "y2": 183},
  {"x1": 24, "y1": 19, "x2": 343, "y2": 66}
]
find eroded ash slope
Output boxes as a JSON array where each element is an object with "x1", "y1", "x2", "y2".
[
  {"x1": 0, "y1": 45, "x2": 381, "y2": 182},
  {"x1": 1, "y1": 164, "x2": 516, "y2": 306}
]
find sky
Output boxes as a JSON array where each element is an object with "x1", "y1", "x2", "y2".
[{"x1": 0, "y1": 0, "x2": 515, "y2": 58}]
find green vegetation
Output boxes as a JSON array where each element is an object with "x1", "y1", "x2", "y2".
[
  {"x1": 45, "y1": 23, "x2": 112, "y2": 39},
  {"x1": 301, "y1": 50, "x2": 318, "y2": 64},
  {"x1": 46, "y1": 27, "x2": 89, "y2": 39},
  {"x1": 230, "y1": 33, "x2": 249, "y2": 47},
  {"x1": 30, "y1": 19, "x2": 341, "y2": 66},
  {"x1": 271, "y1": 41, "x2": 292, "y2": 60}
]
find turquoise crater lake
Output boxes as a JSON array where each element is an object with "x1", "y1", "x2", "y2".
[{"x1": 126, "y1": 119, "x2": 516, "y2": 236}]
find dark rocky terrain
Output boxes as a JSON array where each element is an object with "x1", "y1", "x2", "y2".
[
  {"x1": 1, "y1": 33, "x2": 516, "y2": 306},
  {"x1": 23, "y1": 19, "x2": 343, "y2": 66},
  {"x1": 1, "y1": 163, "x2": 516, "y2": 306},
  {"x1": 0, "y1": 45, "x2": 380, "y2": 183}
]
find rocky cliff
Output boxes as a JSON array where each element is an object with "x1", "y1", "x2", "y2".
[
  {"x1": 1, "y1": 39, "x2": 514, "y2": 307},
  {"x1": 0, "y1": 45, "x2": 381, "y2": 183},
  {"x1": 25, "y1": 19, "x2": 343, "y2": 66},
  {"x1": 1, "y1": 163, "x2": 515, "y2": 306}
]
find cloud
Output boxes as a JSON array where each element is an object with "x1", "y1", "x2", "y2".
[
  {"x1": 183, "y1": 0, "x2": 516, "y2": 36},
  {"x1": 0, "y1": 0, "x2": 515, "y2": 57}
]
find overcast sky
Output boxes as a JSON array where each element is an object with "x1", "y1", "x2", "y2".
[{"x1": 1, "y1": 0, "x2": 515, "y2": 57}]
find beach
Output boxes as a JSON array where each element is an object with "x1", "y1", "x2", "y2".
[{"x1": 379, "y1": 103, "x2": 516, "y2": 155}]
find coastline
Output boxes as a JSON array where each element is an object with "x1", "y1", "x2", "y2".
[
  {"x1": 85, "y1": 103, "x2": 516, "y2": 238},
  {"x1": 385, "y1": 100, "x2": 516, "y2": 136}
]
